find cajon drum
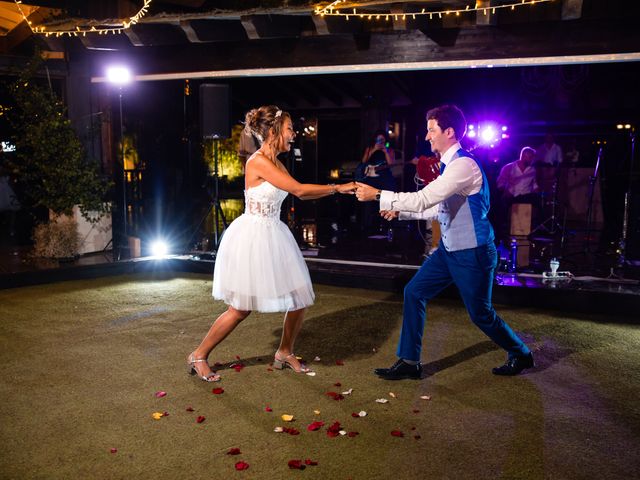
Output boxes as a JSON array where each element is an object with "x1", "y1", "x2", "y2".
[{"x1": 510, "y1": 203, "x2": 532, "y2": 236}]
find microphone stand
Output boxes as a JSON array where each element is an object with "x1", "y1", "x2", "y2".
[
  {"x1": 617, "y1": 131, "x2": 637, "y2": 268},
  {"x1": 584, "y1": 147, "x2": 603, "y2": 254}
]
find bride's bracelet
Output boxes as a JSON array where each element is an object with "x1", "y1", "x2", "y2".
[{"x1": 328, "y1": 183, "x2": 336, "y2": 195}]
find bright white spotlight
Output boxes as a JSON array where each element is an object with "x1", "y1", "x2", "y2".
[
  {"x1": 468, "y1": 130, "x2": 477, "y2": 138},
  {"x1": 150, "y1": 240, "x2": 169, "y2": 258},
  {"x1": 106, "y1": 66, "x2": 132, "y2": 85}
]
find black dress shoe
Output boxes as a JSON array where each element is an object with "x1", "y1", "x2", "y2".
[
  {"x1": 492, "y1": 352, "x2": 535, "y2": 376},
  {"x1": 374, "y1": 359, "x2": 423, "y2": 380}
]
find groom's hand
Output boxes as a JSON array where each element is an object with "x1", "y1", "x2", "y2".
[
  {"x1": 380, "y1": 210, "x2": 399, "y2": 221},
  {"x1": 355, "y1": 182, "x2": 379, "y2": 202}
]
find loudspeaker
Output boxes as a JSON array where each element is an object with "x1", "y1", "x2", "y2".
[{"x1": 200, "y1": 84, "x2": 231, "y2": 139}]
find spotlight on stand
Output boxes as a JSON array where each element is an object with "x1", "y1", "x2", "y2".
[
  {"x1": 150, "y1": 239, "x2": 169, "y2": 259},
  {"x1": 106, "y1": 65, "x2": 132, "y2": 260},
  {"x1": 106, "y1": 66, "x2": 132, "y2": 85}
]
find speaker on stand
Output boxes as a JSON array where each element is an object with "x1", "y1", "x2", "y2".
[{"x1": 187, "y1": 84, "x2": 231, "y2": 255}]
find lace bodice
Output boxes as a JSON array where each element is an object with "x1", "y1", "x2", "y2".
[{"x1": 244, "y1": 181, "x2": 288, "y2": 220}]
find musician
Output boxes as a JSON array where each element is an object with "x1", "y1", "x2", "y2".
[
  {"x1": 496, "y1": 146, "x2": 539, "y2": 201},
  {"x1": 496, "y1": 146, "x2": 539, "y2": 236}
]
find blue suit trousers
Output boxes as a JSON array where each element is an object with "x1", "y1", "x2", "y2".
[{"x1": 397, "y1": 242, "x2": 530, "y2": 362}]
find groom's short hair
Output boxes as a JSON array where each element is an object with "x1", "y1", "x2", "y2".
[{"x1": 426, "y1": 105, "x2": 466, "y2": 141}]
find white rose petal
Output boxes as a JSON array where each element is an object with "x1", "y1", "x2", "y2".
[
  {"x1": 313, "y1": 356, "x2": 321, "y2": 362},
  {"x1": 375, "y1": 398, "x2": 389, "y2": 404},
  {"x1": 339, "y1": 430, "x2": 347, "y2": 436},
  {"x1": 358, "y1": 411, "x2": 367, "y2": 417},
  {"x1": 389, "y1": 392, "x2": 396, "y2": 398},
  {"x1": 420, "y1": 395, "x2": 432, "y2": 401},
  {"x1": 341, "y1": 388, "x2": 353, "y2": 396},
  {"x1": 274, "y1": 427, "x2": 284, "y2": 433},
  {"x1": 306, "y1": 371, "x2": 317, "y2": 376}
]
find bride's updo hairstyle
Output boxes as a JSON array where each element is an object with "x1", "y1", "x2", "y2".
[{"x1": 244, "y1": 105, "x2": 291, "y2": 151}]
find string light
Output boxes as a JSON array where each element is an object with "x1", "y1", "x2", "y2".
[
  {"x1": 13, "y1": 0, "x2": 153, "y2": 37},
  {"x1": 315, "y1": 0, "x2": 553, "y2": 20}
]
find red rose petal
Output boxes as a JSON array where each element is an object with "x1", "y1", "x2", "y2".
[
  {"x1": 410, "y1": 426, "x2": 416, "y2": 431},
  {"x1": 154, "y1": 391, "x2": 167, "y2": 398},
  {"x1": 235, "y1": 355, "x2": 241, "y2": 360},
  {"x1": 196, "y1": 416, "x2": 206, "y2": 423},
  {"x1": 304, "y1": 459, "x2": 318, "y2": 466},
  {"x1": 333, "y1": 382, "x2": 342, "y2": 387},
  {"x1": 283, "y1": 427, "x2": 300, "y2": 435},
  {"x1": 288, "y1": 459, "x2": 305, "y2": 470},
  {"x1": 347, "y1": 431, "x2": 359, "y2": 437},
  {"x1": 162, "y1": 411, "x2": 169, "y2": 417},
  {"x1": 186, "y1": 406, "x2": 194, "y2": 412},
  {"x1": 266, "y1": 367, "x2": 273, "y2": 372},
  {"x1": 232, "y1": 363, "x2": 245, "y2": 372},
  {"x1": 212, "y1": 387, "x2": 224, "y2": 394},
  {"x1": 235, "y1": 461, "x2": 249, "y2": 471},
  {"x1": 213, "y1": 362, "x2": 223, "y2": 368},
  {"x1": 110, "y1": 448, "x2": 118, "y2": 454},
  {"x1": 307, "y1": 421, "x2": 325, "y2": 431},
  {"x1": 265, "y1": 406, "x2": 273, "y2": 412},
  {"x1": 391, "y1": 430, "x2": 404, "y2": 437},
  {"x1": 227, "y1": 448, "x2": 241, "y2": 455},
  {"x1": 325, "y1": 391, "x2": 344, "y2": 401},
  {"x1": 336, "y1": 360, "x2": 344, "y2": 366},
  {"x1": 413, "y1": 409, "x2": 420, "y2": 413},
  {"x1": 351, "y1": 412, "x2": 359, "y2": 418}
]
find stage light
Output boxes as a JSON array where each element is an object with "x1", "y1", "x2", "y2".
[
  {"x1": 481, "y1": 126, "x2": 496, "y2": 143},
  {"x1": 617, "y1": 124, "x2": 624, "y2": 129},
  {"x1": 501, "y1": 125, "x2": 508, "y2": 131},
  {"x1": 468, "y1": 130, "x2": 477, "y2": 138},
  {"x1": 106, "y1": 66, "x2": 132, "y2": 85},
  {"x1": 150, "y1": 240, "x2": 169, "y2": 258}
]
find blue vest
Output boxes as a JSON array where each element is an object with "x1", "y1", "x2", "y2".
[{"x1": 438, "y1": 149, "x2": 494, "y2": 251}]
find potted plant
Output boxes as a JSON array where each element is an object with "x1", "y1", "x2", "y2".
[{"x1": 3, "y1": 53, "x2": 112, "y2": 259}]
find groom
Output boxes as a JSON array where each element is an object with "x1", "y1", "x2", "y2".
[{"x1": 355, "y1": 104, "x2": 534, "y2": 379}]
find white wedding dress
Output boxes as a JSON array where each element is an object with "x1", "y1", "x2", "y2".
[{"x1": 212, "y1": 180, "x2": 315, "y2": 312}]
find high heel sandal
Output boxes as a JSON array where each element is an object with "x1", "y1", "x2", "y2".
[
  {"x1": 187, "y1": 354, "x2": 221, "y2": 382},
  {"x1": 273, "y1": 352, "x2": 311, "y2": 374}
]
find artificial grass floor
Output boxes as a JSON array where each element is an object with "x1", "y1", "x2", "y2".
[{"x1": 0, "y1": 272, "x2": 639, "y2": 479}]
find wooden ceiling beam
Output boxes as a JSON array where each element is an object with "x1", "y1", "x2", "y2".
[{"x1": 562, "y1": 0, "x2": 584, "y2": 20}]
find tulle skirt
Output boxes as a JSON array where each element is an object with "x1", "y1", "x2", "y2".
[{"x1": 212, "y1": 214, "x2": 315, "y2": 313}]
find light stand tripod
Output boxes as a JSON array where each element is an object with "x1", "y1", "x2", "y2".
[
  {"x1": 187, "y1": 137, "x2": 228, "y2": 255},
  {"x1": 210, "y1": 138, "x2": 227, "y2": 249}
]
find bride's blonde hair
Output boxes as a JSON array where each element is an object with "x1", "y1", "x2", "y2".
[{"x1": 244, "y1": 105, "x2": 291, "y2": 151}]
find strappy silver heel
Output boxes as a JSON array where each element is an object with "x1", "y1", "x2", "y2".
[
  {"x1": 187, "y1": 354, "x2": 221, "y2": 382},
  {"x1": 273, "y1": 352, "x2": 311, "y2": 373}
]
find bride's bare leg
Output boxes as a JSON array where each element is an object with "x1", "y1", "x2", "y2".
[
  {"x1": 275, "y1": 308, "x2": 309, "y2": 372},
  {"x1": 189, "y1": 306, "x2": 251, "y2": 378}
]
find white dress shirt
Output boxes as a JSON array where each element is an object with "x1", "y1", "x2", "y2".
[
  {"x1": 379, "y1": 142, "x2": 483, "y2": 221},
  {"x1": 496, "y1": 161, "x2": 538, "y2": 197}
]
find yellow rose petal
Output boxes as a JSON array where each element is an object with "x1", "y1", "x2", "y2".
[
  {"x1": 313, "y1": 410, "x2": 321, "y2": 415},
  {"x1": 152, "y1": 412, "x2": 164, "y2": 420},
  {"x1": 281, "y1": 414, "x2": 294, "y2": 422}
]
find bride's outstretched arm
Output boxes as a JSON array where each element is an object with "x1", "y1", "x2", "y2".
[{"x1": 248, "y1": 154, "x2": 355, "y2": 200}]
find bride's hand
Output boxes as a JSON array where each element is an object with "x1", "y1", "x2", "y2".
[{"x1": 337, "y1": 182, "x2": 357, "y2": 194}]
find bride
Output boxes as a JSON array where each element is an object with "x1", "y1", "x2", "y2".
[{"x1": 187, "y1": 105, "x2": 355, "y2": 381}]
